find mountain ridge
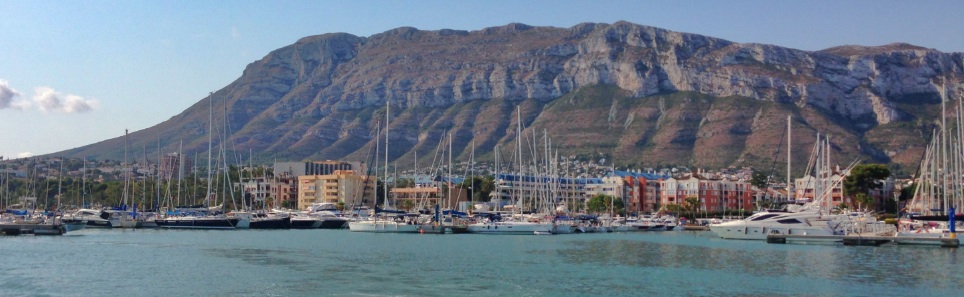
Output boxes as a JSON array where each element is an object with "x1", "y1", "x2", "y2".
[{"x1": 58, "y1": 21, "x2": 964, "y2": 176}]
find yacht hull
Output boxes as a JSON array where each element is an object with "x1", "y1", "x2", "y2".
[
  {"x1": 466, "y1": 222, "x2": 554, "y2": 235},
  {"x1": 709, "y1": 223, "x2": 834, "y2": 240},
  {"x1": 290, "y1": 218, "x2": 322, "y2": 229},
  {"x1": 319, "y1": 218, "x2": 348, "y2": 229},
  {"x1": 348, "y1": 221, "x2": 420, "y2": 233},
  {"x1": 155, "y1": 217, "x2": 243, "y2": 229},
  {"x1": 249, "y1": 217, "x2": 291, "y2": 229}
]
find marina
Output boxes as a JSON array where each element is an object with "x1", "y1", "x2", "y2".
[{"x1": 4, "y1": 3, "x2": 964, "y2": 296}]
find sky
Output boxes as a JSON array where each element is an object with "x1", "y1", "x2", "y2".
[{"x1": 2, "y1": 0, "x2": 963, "y2": 160}]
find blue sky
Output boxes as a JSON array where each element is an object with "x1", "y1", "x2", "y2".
[{"x1": 2, "y1": 0, "x2": 962, "y2": 159}]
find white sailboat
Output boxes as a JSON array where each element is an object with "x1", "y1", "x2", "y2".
[
  {"x1": 155, "y1": 92, "x2": 249, "y2": 229},
  {"x1": 467, "y1": 107, "x2": 554, "y2": 235},
  {"x1": 896, "y1": 80, "x2": 964, "y2": 243},
  {"x1": 110, "y1": 129, "x2": 138, "y2": 228},
  {"x1": 349, "y1": 100, "x2": 421, "y2": 233}
]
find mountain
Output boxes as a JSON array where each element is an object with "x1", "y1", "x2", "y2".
[{"x1": 60, "y1": 21, "x2": 964, "y2": 176}]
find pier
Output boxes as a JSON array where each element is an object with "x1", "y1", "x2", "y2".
[
  {"x1": 0, "y1": 223, "x2": 66, "y2": 236},
  {"x1": 766, "y1": 234, "x2": 960, "y2": 248}
]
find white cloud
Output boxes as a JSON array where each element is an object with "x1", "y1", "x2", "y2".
[
  {"x1": 32, "y1": 87, "x2": 97, "y2": 113},
  {"x1": 231, "y1": 26, "x2": 241, "y2": 40},
  {"x1": 16, "y1": 152, "x2": 33, "y2": 158},
  {"x1": 64, "y1": 94, "x2": 96, "y2": 113},
  {"x1": 34, "y1": 86, "x2": 62, "y2": 111},
  {"x1": 0, "y1": 79, "x2": 25, "y2": 110}
]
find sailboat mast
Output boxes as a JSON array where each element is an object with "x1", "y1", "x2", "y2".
[
  {"x1": 517, "y1": 106, "x2": 523, "y2": 213},
  {"x1": 157, "y1": 136, "x2": 163, "y2": 210},
  {"x1": 57, "y1": 159, "x2": 63, "y2": 212},
  {"x1": 494, "y1": 145, "x2": 499, "y2": 211},
  {"x1": 941, "y1": 79, "x2": 949, "y2": 214},
  {"x1": 81, "y1": 158, "x2": 87, "y2": 208},
  {"x1": 205, "y1": 92, "x2": 214, "y2": 208},
  {"x1": 958, "y1": 92, "x2": 964, "y2": 213},
  {"x1": 374, "y1": 122, "x2": 380, "y2": 211},
  {"x1": 175, "y1": 140, "x2": 183, "y2": 210},
  {"x1": 787, "y1": 115, "x2": 793, "y2": 202},
  {"x1": 814, "y1": 133, "x2": 822, "y2": 209},
  {"x1": 470, "y1": 139, "x2": 475, "y2": 209},
  {"x1": 448, "y1": 133, "x2": 453, "y2": 212},
  {"x1": 123, "y1": 129, "x2": 130, "y2": 208},
  {"x1": 414, "y1": 150, "x2": 419, "y2": 211},
  {"x1": 384, "y1": 100, "x2": 389, "y2": 210}
]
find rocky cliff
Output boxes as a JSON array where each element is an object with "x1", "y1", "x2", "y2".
[{"x1": 62, "y1": 21, "x2": 964, "y2": 176}]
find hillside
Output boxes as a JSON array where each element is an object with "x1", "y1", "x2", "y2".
[{"x1": 58, "y1": 21, "x2": 964, "y2": 176}]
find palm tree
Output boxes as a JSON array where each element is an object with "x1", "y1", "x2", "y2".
[{"x1": 684, "y1": 197, "x2": 701, "y2": 222}]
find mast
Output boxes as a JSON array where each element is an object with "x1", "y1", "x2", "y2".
[
  {"x1": 384, "y1": 100, "x2": 390, "y2": 211},
  {"x1": 516, "y1": 106, "x2": 523, "y2": 214},
  {"x1": 470, "y1": 139, "x2": 475, "y2": 210},
  {"x1": 123, "y1": 129, "x2": 130, "y2": 209},
  {"x1": 175, "y1": 140, "x2": 183, "y2": 210},
  {"x1": 156, "y1": 135, "x2": 162, "y2": 211},
  {"x1": 414, "y1": 150, "x2": 419, "y2": 211},
  {"x1": 494, "y1": 145, "x2": 499, "y2": 211},
  {"x1": 57, "y1": 158, "x2": 63, "y2": 212},
  {"x1": 374, "y1": 122, "x2": 380, "y2": 211},
  {"x1": 205, "y1": 92, "x2": 214, "y2": 208},
  {"x1": 813, "y1": 133, "x2": 822, "y2": 209},
  {"x1": 787, "y1": 115, "x2": 793, "y2": 202},
  {"x1": 941, "y1": 79, "x2": 949, "y2": 214},
  {"x1": 81, "y1": 158, "x2": 87, "y2": 208},
  {"x1": 448, "y1": 133, "x2": 453, "y2": 213}
]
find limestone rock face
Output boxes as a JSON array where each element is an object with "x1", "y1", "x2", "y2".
[
  {"x1": 63, "y1": 22, "x2": 964, "y2": 173},
  {"x1": 235, "y1": 22, "x2": 961, "y2": 124}
]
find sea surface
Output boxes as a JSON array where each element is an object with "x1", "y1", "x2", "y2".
[{"x1": 1, "y1": 229, "x2": 962, "y2": 297}]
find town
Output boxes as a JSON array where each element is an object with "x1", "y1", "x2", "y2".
[{"x1": 0, "y1": 153, "x2": 904, "y2": 218}]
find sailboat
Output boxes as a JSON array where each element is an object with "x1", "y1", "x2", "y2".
[
  {"x1": 349, "y1": 100, "x2": 421, "y2": 233},
  {"x1": 896, "y1": 80, "x2": 964, "y2": 243},
  {"x1": 54, "y1": 160, "x2": 86, "y2": 232},
  {"x1": 467, "y1": 107, "x2": 554, "y2": 235},
  {"x1": 106, "y1": 129, "x2": 139, "y2": 228},
  {"x1": 155, "y1": 92, "x2": 249, "y2": 229},
  {"x1": 243, "y1": 155, "x2": 290, "y2": 229}
]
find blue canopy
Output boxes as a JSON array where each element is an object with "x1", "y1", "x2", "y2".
[{"x1": 5, "y1": 209, "x2": 28, "y2": 215}]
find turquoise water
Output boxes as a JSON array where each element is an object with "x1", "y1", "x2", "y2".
[{"x1": 1, "y1": 229, "x2": 962, "y2": 296}]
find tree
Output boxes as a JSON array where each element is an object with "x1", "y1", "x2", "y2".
[
  {"x1": 684, "y1": 197, "x2": 701, "y2": 219},
  {"x1": 660, "y1": 203, "x2": 682, "y2": 215},
  {"x1": 586, "y1": 194, "x2": 624, "y2": 215},
  {"x1": 458, "y1": 176, "x2": 496, "y2": 202},
  {"x1": 750, "y1": 171, "x2": 769, "y2": 190},
  {"x1": 401, "y1": 200, "x2": 415, "y2": 211},
  {"x1": 395, "y1": 177, "x2": 414, "y2": 189},
  {"x1": 899, "y1": 183, "x2": 916, "y2": 201},
  {"x1": 853, "y1": 193, "x2": 874, "y2": 211},
  {"x1": 843, "y1": 164, "x2": 891, "y2": 209}
]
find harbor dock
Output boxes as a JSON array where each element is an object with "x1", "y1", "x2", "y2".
[
  {"x1": 0, "y1": 223, "x2": 66, "y2": 236},
  {"x1": 766, "y1": 234, "x2": 960, "y2": 247}
]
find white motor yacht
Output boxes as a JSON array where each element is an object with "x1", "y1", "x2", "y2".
[{"x1": 709, "y1": 210, "x2": 838, "y2": 240}]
